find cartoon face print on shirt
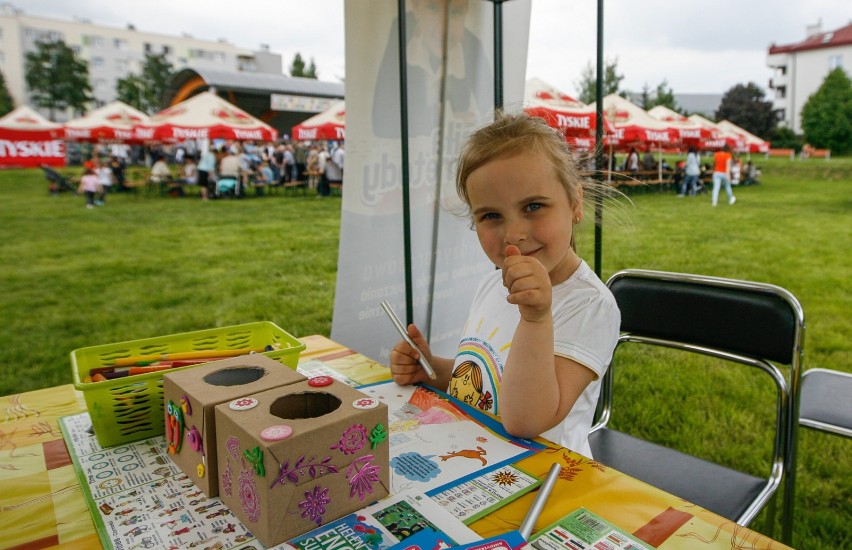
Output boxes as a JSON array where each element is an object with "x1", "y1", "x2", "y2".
[{"x1": 450, "y1": 361, "x2": 493, "y2": 410}]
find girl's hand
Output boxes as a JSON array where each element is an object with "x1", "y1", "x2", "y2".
[
  {"x1": 389, "y1": 323, "x2": 433, "y2": 386},
  {"x1": 502, "y1": 245, "x2": 552, "y2": 322}
]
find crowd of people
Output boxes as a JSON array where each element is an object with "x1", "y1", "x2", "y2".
[{"x1": 74, "y1": 139, "x2": 345, "y2": 206}]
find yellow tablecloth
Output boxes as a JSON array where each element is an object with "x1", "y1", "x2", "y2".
[{"x1": 0, "y1": 335, "x2": 791, "y2": 549}]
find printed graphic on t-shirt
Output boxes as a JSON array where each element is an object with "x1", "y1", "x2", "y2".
[{"x1": 449, "y1": 336, "x2": 504, "y2": 415}]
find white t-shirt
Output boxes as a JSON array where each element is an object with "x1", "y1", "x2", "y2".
[{"x1": 448, "y1": 260, "x2": 620, "y2": 457}]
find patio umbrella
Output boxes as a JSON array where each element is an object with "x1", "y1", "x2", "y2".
[
  {"x1": 140, "y1": 91, "x2": 278, "y2": 142},
  {"x1": 63, "y1": 100, "x2": 150, "y2": 143},
  {"x1": 688, "y1": 114, "x2": 748, "y2": 153},
  {"x1": 523, "y1": 77, "x2": 607, "y2": 150},
  {"x1": 716, "y1": 120, "x2": 770, "y2": 154},
  {"x1": 594, "y1": 94, "x2": 674, "y2": 180},
  {"x1": 647, "y1": 105, "x2": 715, "y2": 146},
  {"x1": 0, "y1": 105, "x2": 65, "y2": 167},
  {"x1": 291, "y1": 101, "x2": 345, "y2": 141}
]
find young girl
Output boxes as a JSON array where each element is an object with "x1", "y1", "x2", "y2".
[
  {"x1": 390, "y1": 112, "x2": 620, "y2": 457},
  {"x1": 77, "y1": 167, "x2": 101, "y2": 209}
]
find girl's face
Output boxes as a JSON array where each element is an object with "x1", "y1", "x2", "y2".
[{"x1": 466, "y1": 151, "x2": 582, "y2": 285}]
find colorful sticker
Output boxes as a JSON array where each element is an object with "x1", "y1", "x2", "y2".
[
  {"x1": 243, "y1": 446, "x2": 265, "y2": 477},
  {"x1": 165, "y1": 400, "x2": 184, "y2": 454},
  {"x1": 331, "y1": 424, "x2": 368, "y2": 455},
  {"x1": 179, "y1": 395, "x2": 192, "y2": 415},
  {"x1": 347, "y1": 455, "x2": 382, "y2": 501},
  {"x1": 229, "y1": 397, "x2": 259, "y2": 411},
  {"x1": 222, "y1": 461, "x2": 233, "y2": 497},
  {"x1": 226, "y1": 436, "x2": 240, "y2": 460},
  {"x1": 186, "y1": 426, "x2": 203, "y2": 454},
  {"x1": 299, "y1": 485, "x2": 331, "y2": 525},
  {"x1": 369, "y1": 424, "x2": 388, "y2": 449},
  {"x1": 270, "y1": 455, "x2": 339, "y2": 489},
  {"x1": 260, "y1": 424, "x2": 293, "y2": 441},
  {"x1": 238, "y1": 466, "x2": 261, "y2": 523},
  {"x1": 308, "y1": 376, "x2": 333, "y2": 387},
  {"x1": 352, "y1": 397, "x2": 380, "y2": 410}
]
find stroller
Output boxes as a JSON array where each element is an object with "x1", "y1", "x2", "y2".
[{"x1": 42, "y1": 165, "x2": 77, "y2": 195}]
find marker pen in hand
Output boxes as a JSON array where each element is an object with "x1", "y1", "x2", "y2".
[{"x1": 380, "y1": 300, "x2": 437, "y2": 380}]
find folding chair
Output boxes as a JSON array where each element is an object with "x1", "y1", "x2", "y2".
[
  {"x1": 799, "y1": 368, "x2": 852, "y2": 438},
  {"x1": 589, "y1": 269, "x2": 804, "y2": 541}
]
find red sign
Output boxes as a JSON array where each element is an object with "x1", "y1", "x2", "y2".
[{"x1": 0, "y1": 130, "x2": 65, "y2": 167}]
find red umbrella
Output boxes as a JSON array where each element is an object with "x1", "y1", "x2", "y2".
[
  {"x1": 647, "y1": 105, "x2": 715, "y2": 146},
  {"x1": 140, "y1": 92, "x2": 278, "y2": 142},
  {"x1": 523, "y1": 77, "x2": 610, "y2": 144},
  {"x1": 597, "y1": 94, "x2": 674, "y2": 149},
  {"x1": 291, "y1": 101, "x2": 345, "y2": 141},
  {"x1": 63, "y1": 101, "x2": 150, "y2": 144}
]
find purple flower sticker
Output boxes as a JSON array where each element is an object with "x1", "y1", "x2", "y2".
[
  {"x1": 346, "y1": 455, "x2": 382, "y2": 501},
  {"x1": 238, "y1": 467, "x2": 261, "y2": 523},
  {"x1": 331, "y1": 424, "x2": 368, "y2": 455},
  {"x1": 299, "y1": 485, "x2": 331, "y2": 525},
  {"x1": 222, "y1": 461, "x2": 233, "y2": 497}
]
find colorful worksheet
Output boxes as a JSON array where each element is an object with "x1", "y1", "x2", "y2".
[
  {"x1": 356, "y1": 382, "x2": 544, "y2": 495},
  {"x1": 529, "y1": 508, "x2": 654, "y2": 550}
]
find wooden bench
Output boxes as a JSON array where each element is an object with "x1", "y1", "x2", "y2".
[
  {"x1": 766, "y1": 148, "x2": 795, "y2": 159},
  {"x1": 802, "y1": 148, "x2": 831, "y2": 160},
  {"x1": 282, "y1": 180, "x2": 308, "y2": 196}
]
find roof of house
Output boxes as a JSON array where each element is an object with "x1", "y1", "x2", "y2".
[
  {"x1": 167, "y1": 67, "x2": 345, "y2": 101},
  {"x1": 769, "y1": 23, "x2": 852, "y2": 55}
]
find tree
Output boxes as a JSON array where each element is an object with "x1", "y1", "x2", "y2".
[
  {"x1": 575, "y1": 57, "x2": 624, "y2": 104},
  {"x1": 801, "y1": 68, "x2": 852, "y2": 155},
  {"x1": 715, "y1": 82, "x2": 775, "y2": 138},
  {"x1": 24, "y1": 39, "x2": 93, "y2": 120},
  {"x1": 652, "y1": 79, "x2": 679, "y2": 111},
  {"x1": 116, "y1": 53, "x2": 174, "y2": 114},
  {"x1": 290, "y1": 52, "x2": 318, "y2": 79},
  {"x1": 0, "y1": 70, "x2": 14, "y2": 117}
]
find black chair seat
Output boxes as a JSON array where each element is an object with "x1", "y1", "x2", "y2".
[{"x1": 589, "y1": 428, "x2": 767, "y2": 522}]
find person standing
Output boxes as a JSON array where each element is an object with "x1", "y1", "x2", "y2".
[
  {"x1": 711, "y1": 145, "x2": 735, "y2": 206},
  {"x1": 77, "y1": 167, "x2": 101, "y2": 209},
  {"x1": 680, "y1": 146, "x2": 701, "y2": 197},
  {"x1": 197, "y1": 145, "x2": 217, "y2": 201},
  {"x1": 322, "y1": 142, "x2": 344, "y2": 197},
  {"x1": 94, "y1": 158, "x2": 114, "y2": 205}
]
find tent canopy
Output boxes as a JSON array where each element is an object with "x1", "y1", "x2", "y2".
[
  {"x1": 140, "y1": 91, "x2": 278, "y2": 142},
  {"x1": 63, "y1": 101, "x2": 150, "y2": 143},
  {"x1": 291, "y1": 100, "x2": 346, "y2": 141},
  {"x1": 0, "y1": 105, "x2": 65, "y2": 167},
  {"x1": 593, "y1": 94, "x2": 673, "y2": 149},
  {"x1": 717, "y1": 120, "x2": 770, "y2": 153},
  {"x1": 0, "y1": 105, "x2": 63, "y2": 136},
  {"x1": 523, "y1": 77, "x2": 608, "y2": 150},
  {"x1": 647, "y1": 105, "x2": 715, "y2": 144}
]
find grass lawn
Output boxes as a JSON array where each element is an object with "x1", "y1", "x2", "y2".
[{"x1": 1, "y1": 157, "x2": 849, "y2": 548}]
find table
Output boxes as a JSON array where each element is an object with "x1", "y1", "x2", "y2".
[{"x1": 0, "y1": 335, "x2": 792, "y2": 550}]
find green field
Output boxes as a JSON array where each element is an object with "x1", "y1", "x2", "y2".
[{"x1": 0, "y1": 157, "x2": 849, "y2": 548}]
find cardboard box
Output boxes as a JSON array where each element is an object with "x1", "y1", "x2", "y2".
[
  {"x1": 214, "y1": 379, "x2": 390, "y2": 547},
  {"x1": 162, "y1": 354, "x2": 306, "y2": 496}
]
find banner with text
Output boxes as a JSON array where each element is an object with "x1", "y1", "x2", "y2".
[{"x1": 333, "y1": 0, "x2": 531, "y2": 365}]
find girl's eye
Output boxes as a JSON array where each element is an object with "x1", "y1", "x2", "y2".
[
  {"x1": 479, "y1": 212, "x2": 500, "y2": 221},
  {"x1": 524, "y1": 202, "x2": 543, "y2": 213}
]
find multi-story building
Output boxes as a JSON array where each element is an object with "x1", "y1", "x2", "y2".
[
  {"x1": 0, "y1": 3, "x2": 282, "y2": 121},
  {"x1": 767, "y1": 20, "x2": 852, "y2": 134}
]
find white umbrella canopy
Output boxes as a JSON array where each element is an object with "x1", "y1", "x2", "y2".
[
  {"x1": 689, "y1": 115, "x2": 748, "y2": 153},
  {"x1": 522, "y1": 77, "x2": 606, "y2": 150},
  {"x1": 716, "y1": 120, "x2": 770, "y2": 153},
  {"x1": 647, "y1": 105, "x2": 715, "y2": 145},
  {"x1": 0, "y1": 105, "x2": 63, "y2": 136},
  {"x1": 593, "y1": 94, "x2": 674, "y2": 148},
  {"x1": 140, "y1": 92, "x2": 278, "y2": 142},
  {"x1": 291, "y1": 100, "x2": 345, "y2": 141},
  {"x1": 63, "y1": 100, "x2": 150, "y2": 143}
]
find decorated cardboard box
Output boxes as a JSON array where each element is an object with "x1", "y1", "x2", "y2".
[
  {"x1": 214, "y1": 378, "x2": 390, "y2": 547},
  {"x1": 162, "y1": 354, "x2": 306, "y2": 496}
]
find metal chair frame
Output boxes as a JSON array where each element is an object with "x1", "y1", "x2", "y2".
[
  {"x1": 590, "y1": 269, "x2": 804, "y2": 543},
  {"x1": 799, "y1": 367, "x2": 852, "y2": 438}
]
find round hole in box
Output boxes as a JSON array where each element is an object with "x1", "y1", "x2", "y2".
[
  {"x1": 270, "y1": 392, "x2": 341, "y2": 420},
  {"x1": 203, "y1": 366, "x2": 266, "y2": 386}
]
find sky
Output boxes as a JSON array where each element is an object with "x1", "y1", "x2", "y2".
[{"x1": 16, "y1": 0, "x2": 852, "y2": 98}]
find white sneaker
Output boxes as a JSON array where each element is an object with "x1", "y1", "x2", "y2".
[{"x1": 729, "y1": 196, "x2": 736, "y2": 205}]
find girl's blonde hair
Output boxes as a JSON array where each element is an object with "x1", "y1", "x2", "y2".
[{"x1": 455, "y1": 111, "x2": 585, "y2": 214}]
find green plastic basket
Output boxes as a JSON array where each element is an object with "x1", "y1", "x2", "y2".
[{"x1": 71, "y1": 321, "x2": 305, "y2": 447}]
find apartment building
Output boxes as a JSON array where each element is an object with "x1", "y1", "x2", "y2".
[
  {"x1": 767, "y1": 20, "x2": 852, "y2": 134},
  {"x1": 0, "y1": 3, "x2": 282, "y2": 121}
]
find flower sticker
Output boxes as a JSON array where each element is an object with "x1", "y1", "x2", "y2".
[
  {"x1": 299, "y1": 486, "x2": 331, "y2": 525},
  {"x1": 346, "y1": 455, "x2": 382, "y2": 501},
  {"x1": 331, "y1": 424, "x2": 368, "y2": 455}
]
